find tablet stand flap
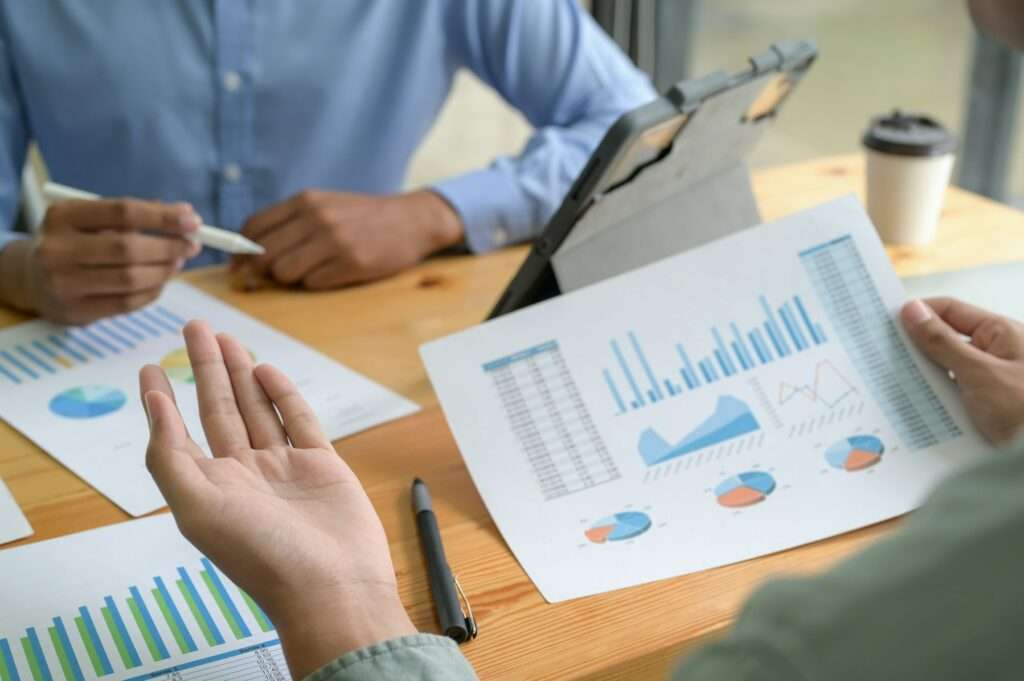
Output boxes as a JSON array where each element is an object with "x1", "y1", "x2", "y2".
[{"x1": 551, "y1": 76, "x2": 767, "y2": 293}]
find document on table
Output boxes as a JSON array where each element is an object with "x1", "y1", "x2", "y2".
[
  {"x1": 0, "y1": 282, "x2": 419, "y2": 517},
  {"x1": 0, "y1": 479, "x2": 31, "y2": 545},
  {"x1": 0, "y1": 515, "x2": 293, "y2": 680},
  {"x1": 421, "y1": 196, "x2": 992, "y2": 603}
]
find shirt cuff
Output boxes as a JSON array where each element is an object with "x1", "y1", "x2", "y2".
[
  {"x1": 304, "y1": 634, "x2": 478, "y2": 681},
  {"x1": 0, "y1": 230, "x2": 26, "y2": 250},
  {"x1": 432, "y1": 167, "x2": 535, "y2": 254}
]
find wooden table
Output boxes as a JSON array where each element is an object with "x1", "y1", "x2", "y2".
[{"x1": 2, "y1": 154, "x2": 1023, "y2": 680}]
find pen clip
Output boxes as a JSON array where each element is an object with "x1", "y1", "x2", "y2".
[{"x1": 453, "y1": 574, "x2": 478, "y2": 641}]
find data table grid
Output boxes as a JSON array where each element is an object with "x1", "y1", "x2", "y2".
[
  {"x1": 799, "y1": 236, "x2": 961, "y2": 449},
  {"x1": 123, "y1": 641, "x2": 287, "y2": 681},
  {"x1": 484, "y1": 341, "x2": 620, "y2": 500}
]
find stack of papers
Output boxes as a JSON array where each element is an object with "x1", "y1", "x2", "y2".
[{"x1": 422, "y1": 196, "x2": 991, "y2": 602}]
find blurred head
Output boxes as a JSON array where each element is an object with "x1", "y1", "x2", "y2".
[{"x1": 969, "y1": 0, "x2": 1024, "y2": 50}]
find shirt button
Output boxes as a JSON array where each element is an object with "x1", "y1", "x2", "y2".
[
  {"x1": 223, "y1": 163, "x2": 242, "y2": 183},
  {"x1": 492, "y1": 227, "x2": 510, "y2": 247},
  {"x1": 222, "y1": 70, "x2": 242, "y2": 92}
]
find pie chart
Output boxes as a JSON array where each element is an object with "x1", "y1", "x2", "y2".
[
  {"x1": 826, "y1": 435, "x2": 885, "y2": 471},
  {"x1": 160, "y1": 348, "x2": 194, "y2": 383},
  {"x1": 585, "y1": 511, "x2": 652, "y2": 544},
  {"x1": 715, "y1": 471, "x2": 776, "y2": 508},
  {"x1": 49, "y1": 385, "x2": 126, "y2": 419}
]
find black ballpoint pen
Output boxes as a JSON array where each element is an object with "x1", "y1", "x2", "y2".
[{"x1": 412, "y1": 478, "x2": 477, "y2": 643}]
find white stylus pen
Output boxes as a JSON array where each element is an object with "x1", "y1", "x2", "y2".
[{"x1": 41, "y1": 181, "x2": 266, "y2": 256}]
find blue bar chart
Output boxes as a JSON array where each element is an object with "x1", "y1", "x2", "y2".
[
  {"x1": 0, "y1": 306, "x2": 187, "y2": 386},
  {"x1": 0, "y1": 558, "x2": 274, "y2": 680},
  {"x1": 604, "y1": 293, "x2": 828, "y2": 414}
]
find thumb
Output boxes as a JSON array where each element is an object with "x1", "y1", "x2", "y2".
[
  {"x1": 901, "y1": 299, "x2": 987, "y2": 374},
  {"x1": 144, "y1": 389, "x2": 189, "y2": 451},
  {"x1": 144, "y1": 390, "x2": 208, "y2": 510}
]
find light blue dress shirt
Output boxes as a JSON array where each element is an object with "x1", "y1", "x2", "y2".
[{"x1": 0, "y1": 1, "x2": 655, "y2": 267}]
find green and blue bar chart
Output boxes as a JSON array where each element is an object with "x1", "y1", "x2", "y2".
[{"x1": 0, "y1": 558, "x2": 275, "y2": 681}]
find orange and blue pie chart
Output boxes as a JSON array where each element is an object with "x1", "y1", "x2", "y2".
[
  {"x1": 715, "y1": 471, "x2": 776, "y2": 508},
  {"x1": 49, "y1": 385, "x2": 126, "y2": 419},
  {"x1": 826, "y1": 435, "x2": 884, "y2": 471},
  {"x1": 585, "y1": 511, "x2": 652, "y2": 544}
]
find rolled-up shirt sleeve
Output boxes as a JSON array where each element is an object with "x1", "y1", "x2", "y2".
[
  {"x1": 304, "y1": 634, "x2": 478, "y2": 681},
  {"x1": 0, "y1": 3, "x2": 30, "y2": 246},
  {"x1": 433, "y1": 0, "x2": 656, "y2": 252}
]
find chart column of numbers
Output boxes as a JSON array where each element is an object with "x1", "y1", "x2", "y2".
[
  {"x1": 484, "y1": 341, "x2": 620, "y2": 500},
  {"x1": 799, "y1": 236, "x2": 960, "y2": 449}
]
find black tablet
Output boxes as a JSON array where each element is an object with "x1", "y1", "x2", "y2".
[{"x1": 488, "y1": 40, "x2": 817, "y2": 318}]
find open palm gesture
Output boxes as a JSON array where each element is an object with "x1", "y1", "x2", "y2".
[{"x1": 141, "y1": 321, "x2": 413, "y2": 679}]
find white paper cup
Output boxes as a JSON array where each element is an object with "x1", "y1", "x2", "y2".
[{"x1": 863, "y1": 111, "x2": 956, "y2": 245}]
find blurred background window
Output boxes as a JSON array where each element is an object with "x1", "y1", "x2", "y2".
[{"x1": 407, "y1": 0, "x2": 1022, "y2": 209}]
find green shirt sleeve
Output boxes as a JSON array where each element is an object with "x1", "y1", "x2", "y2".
[
  {"x1": 674, "y1": 445, "x2": 1024, "y2": 681},
  {"x1": 304, "y1": 634, "x2": 478, "y2": 681}
]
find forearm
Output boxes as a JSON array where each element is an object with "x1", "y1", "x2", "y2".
[
  {"x1": 274, "y1": 586, "x2": 418, "y2": 681},
  {"x1": 0, "y1": 237, "x2": 34, "y2": 312}
]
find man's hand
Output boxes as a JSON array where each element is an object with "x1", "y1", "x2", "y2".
[
  {"x1": 902, "y1": 297, "x2": 1024, "y2": 443},
  {"x1": 233, "y1": 189, "x2": 463, "y2": 290},
  {"x1": 0, "y1": 199, "x2": 201, "y2": 325},
  {"x1": 141, "y1": 321, "x2": 415, "y2": 679}
]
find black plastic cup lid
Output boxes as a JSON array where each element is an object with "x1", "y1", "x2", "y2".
[{"x1": 862, "y1": 110, "x2": 956, "y2": 157}]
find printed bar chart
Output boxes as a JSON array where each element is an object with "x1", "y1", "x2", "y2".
[
  {"x1": 241, "y1": 591, "x2": 274, "y2": 633},
  {"x1": 101, "y1": 597, "x2": 142, "y2": 669},
  {"x1": 0, "y1": 639, "x2": 19, "y2": 681},
  {"x1": 604, "y1": 293, "x2": 828, "y2": 414},
  {"x1": 0, "y1": 305, "x2": 187, "y2": 386},
  {"x1": 176, "y1": 568, "x2": 224, "y2": 647},
  {"x1": 201, "y1": 558, "x2": 252, "y2": 640},
  {"x1": 153, "y1": 576, "x2": 197, "y2": 653},
  {"x1": 799, "y1": 236, "x2": 960, "y2": 449},
  {"x1": 128, "y1": 586, "x2": 169, "y2": 663},
  {"x1": 0, "y1": 556, "x2": 275, "y2": 681},
  {"x1": 47, "y1": 618, "x2": 83, "y2": 681}
]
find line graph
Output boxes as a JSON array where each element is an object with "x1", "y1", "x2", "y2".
[{"x1": 778, "y1": 360, "x2": 858, "y2": 409}]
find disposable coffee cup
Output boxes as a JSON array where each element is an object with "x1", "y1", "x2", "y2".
[{"x1": 862, "y1": 111, "x2": 956, "y2": 245}]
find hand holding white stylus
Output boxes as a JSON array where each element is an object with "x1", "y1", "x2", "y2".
[{"x1": 43, "y1": 182, "x2": 265, "y2": 256}]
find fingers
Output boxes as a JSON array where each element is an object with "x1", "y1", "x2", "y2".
[
  {"x1": 140, "y1": 364, "x2": 195, "y2": 454},
  {"x1": 249, "y1": 218, "x2": 318, "y2": 277},
  {"x1": 217, "y1": 333, "x2": 289, "y2": 449},
  {"x1": 901, "y1": 299, "x2": 991, "y2": 373},
  {"x1": 38, "y1": 231, "x2": 196, "y2": 269},
  {"x1": 62, "y1": 286, "x2": 166, "y2": 326},
  {"x1": 241, "y1": 193, "x2": 304, "y2": 241},
  {"x1": 46, "y1": 198, "x2": 201, "y2": 236},
  {"x1": 77, "y1": 232, "x2": 198, "y2": 266},
  {"x1": 302, "y1": 260, "x2": 363, "y2": 290},
  {"x1": 269, "y1": 235, "x2": 334, "y2": 284},
  {"x1": 253, "y1": 363, "x2": 332, "y2": 450},
  {"x1": 184, "y1": 320, "x2": 252, "y2": 454},
  {"x1": 67, "y1": 263, "x2": 182, "y2": 297},
  {"x1": 922, "y1": 297, "x2": 998, "y2": 337},
  {"x1": 141, "y1": 372, "x2": 210, "y2": 510}
]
